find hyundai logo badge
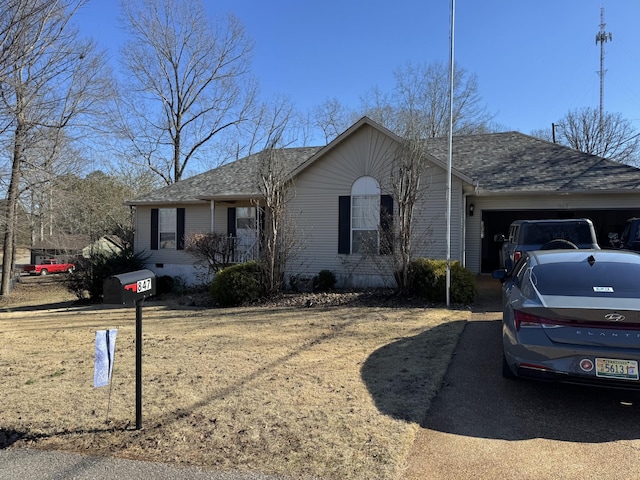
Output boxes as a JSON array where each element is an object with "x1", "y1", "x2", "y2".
[{"x1": 605, "y1": 313, "x2": 625, "y2": 322}]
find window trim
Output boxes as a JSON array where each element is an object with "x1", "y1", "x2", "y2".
[
  {"x1": 159, "y1": 208, "x2": 177, "y2": 249},
  {"x1": 150, "y1": 207, "x2": 185, "y2": 251},
  {"x1": 338, "y1": 177, "x2": 393, "y2": 255}
]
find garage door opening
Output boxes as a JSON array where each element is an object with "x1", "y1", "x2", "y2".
[{"x1": 480, "y1": 209, "x2": 639, "y2": 273}]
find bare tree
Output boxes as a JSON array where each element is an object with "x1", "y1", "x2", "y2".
[
  {"x1": 238, "y1": 95, "x2": 299, "y2": 156},
  {"x1": 360, "y1": 61, "x2": 495, "y2": 138},
  {"x1": 349, "y1": 61, "x2": 493, "y2": 290},
  {"x1": 311, "y1": 97, "x2": 355, "y2": 144},
  {"x1": 184, "y1": 232, "x2": 239, "y2": 277},
  {"x1": 0, "y1": 0, "x2": 110, "y2": 295},
  {"x1": 256, "y1": 138, "x2": 292, "y2": 294},
  {"x1": 52, "y1": 171, "x2": 143, "y2": 241},
  {"x1": 529, "y1": 127, "x2": 554, "y2": 143},
  {"x1": 0, "y1": 1, "x2": 60, "y2": 80},
  {"x1": 553, "y1": 107, "x2": 640, "y2": 165},
  {"x1": 387, "y1": 138, "x2": 432, "y2": 290},
  {"x1": 18, "y1": 131, "x2": 86, "y2": 243},
  {"x1": 118, "y1": 0, "x2": 257, "y2": 184},
  {"x1": 253, "y1": 99, "x2": 308, "y2": 293}
]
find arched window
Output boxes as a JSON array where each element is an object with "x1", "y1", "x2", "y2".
[
  {"x1": 351, "y1": 177, "x2": 380, "y2": 254},
  {"x1": 338, "y1": 177, "x2": 393, "y2": 255}
]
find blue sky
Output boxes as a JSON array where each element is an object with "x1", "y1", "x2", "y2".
[{"x1": 77, "y1": 0, "x2": 640, "y2": 138}]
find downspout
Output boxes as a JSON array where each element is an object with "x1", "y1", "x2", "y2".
[{"x1": 462, "y1": 192, "x2": 468, "y2": 268}]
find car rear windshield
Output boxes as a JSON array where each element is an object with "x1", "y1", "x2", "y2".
[
  {"x1": 532, "y1": 261, "x2": 640, "y2": 298},
  {"x1": 521, "y1": 224, "x2": 593, "y2": 245}
]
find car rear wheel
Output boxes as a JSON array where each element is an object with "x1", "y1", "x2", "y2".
[
  {"x1": 502, "y1": 353, "x2": 516, "y2": 379},
  {"x1": 40, "y1": 269, "x2": 48, "y2": 276},
  {"x1": 67, "y1": 267, "x2": 74, "y2": 274}
]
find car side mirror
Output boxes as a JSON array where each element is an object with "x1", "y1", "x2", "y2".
[
  {"x1": 491, "y1": 269, "x2": 508, "y2": 283},
  {"x1": 493, "y1": 234, "x2": 506, "y2": 243}
]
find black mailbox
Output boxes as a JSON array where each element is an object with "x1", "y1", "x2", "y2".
[{"x1": 103, "y1": 269, "x2": 156, "y2": 305}]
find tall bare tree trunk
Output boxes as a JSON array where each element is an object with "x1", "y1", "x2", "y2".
[{"x1": 1, "y1": 119, "x2": 25, "y2": 295}]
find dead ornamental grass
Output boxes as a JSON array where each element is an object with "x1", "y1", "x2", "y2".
[{"x1": 0, "y1": 280, "x2": 470, "y2": 479}]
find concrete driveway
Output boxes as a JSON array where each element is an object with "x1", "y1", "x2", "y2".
[{"x1": 402, "y1": 280, "x2": 640, "y2": 480}]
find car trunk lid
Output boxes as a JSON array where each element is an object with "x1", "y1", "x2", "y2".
[{"x1": 523, "y1": 297, "x2": 640, "y2": 348}]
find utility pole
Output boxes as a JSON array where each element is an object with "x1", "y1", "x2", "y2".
[{"x1": 595, "y1": 5, "x2": 612, "y2": 126}]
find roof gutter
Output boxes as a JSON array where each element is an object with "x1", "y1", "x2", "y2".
[{"x1": 470, "y1": 188, "x2": 639, "y2": 197}]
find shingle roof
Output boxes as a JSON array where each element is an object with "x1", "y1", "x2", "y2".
[
  {"x1": 425, "y1": 131, "x2": 640, "y2": 193},
  {"x1": 127, "y1": 147, "x2": 323, "y2": 205},
  {"x1": 127, "y1": 130, "x2": 640, "y2": 206}
]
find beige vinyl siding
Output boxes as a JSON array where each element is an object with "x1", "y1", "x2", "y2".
[
  {"x1": 136, "y1": 204, "x2": 210, "y2": 266},
  {"x1": 213, "y1": 203, "x2": 229, "y2": 235},
  {"x1": 290, "y1": 125, "x2": 396, "y2": 286},
  {"x1": 289, "y1": 124, "x2": 466, "y2": 287},
  {"x1": 410, "y1": 168, "x2": 464, "y2": 262}
]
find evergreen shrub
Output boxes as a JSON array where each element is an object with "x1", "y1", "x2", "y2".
[
  {"x1": 315, "y1": 269, "x2": 336, "y2": 291},
  {"x1": 211, "y1": 261, "x2": 265, "y2": 307},
  {"x1": 408, "y1": 258, "x2": 476, "y2": 304}
]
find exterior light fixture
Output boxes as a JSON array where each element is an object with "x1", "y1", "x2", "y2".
[{"x1": 469, "y1": 203, "x2": 475, "y2": 216}]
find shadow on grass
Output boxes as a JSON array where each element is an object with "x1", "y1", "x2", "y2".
[
  {"x1": 0, "y1": 424, "x2": 133, "y2": 449},
  {"x1": 360, "y1": 320, "x2": 467, "y2": 423},
  {"x1": 0, "y1": 301, "x2": 80, "y2": 313},
  {"x1": 0, "y1": 429, "x2": 26, "y2": 449}
]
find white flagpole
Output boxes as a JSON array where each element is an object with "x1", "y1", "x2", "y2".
[{"x1": 446, "y1": 0, "x2": 456, "y2": 307}]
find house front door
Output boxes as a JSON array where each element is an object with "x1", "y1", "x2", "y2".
[{"x1": 236, "y1": 207, "x2": 258, "y2": 262}]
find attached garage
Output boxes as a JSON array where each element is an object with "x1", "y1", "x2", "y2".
[
  {"x1": 426, "y1": 132, "x2": 640, "y2": 275},
  {"x1": 479, "y1": 204, "x2": 640, "y2": 273}
]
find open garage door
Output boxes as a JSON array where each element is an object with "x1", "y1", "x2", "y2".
[{"x1": 480, "y1": 209, "x2": 640, "y2": 273}]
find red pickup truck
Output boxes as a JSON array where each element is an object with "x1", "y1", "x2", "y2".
[{"x1": 23, "y1": 259, "x2": 75, "y2": 276}]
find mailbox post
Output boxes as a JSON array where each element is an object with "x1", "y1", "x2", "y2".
[{"x1": 103, "y1": 269, "x2": 156, "y2": 430}]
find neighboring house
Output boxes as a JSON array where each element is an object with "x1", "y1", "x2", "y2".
[
  {"x1": 126, "y1": 117, "x2": 640, "y2": 287},
  {"x1": 29, "y1": 234, "x2": 124, "y2": 265},
  {"x1": 82, "y1": 235, "x2": 125, "y2": 258},
  {"x1": 29, "y1": 234, "x2": 90, "y2": 265}
]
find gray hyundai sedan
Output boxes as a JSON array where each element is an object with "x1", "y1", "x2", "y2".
[{"x1": 493, "y1": 249, "x2": 640, "y2": 389}]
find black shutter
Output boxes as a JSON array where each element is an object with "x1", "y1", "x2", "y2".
[
  {"x1": 380, "y1": 195, "x2": 393, "y2": 255},
  {"x1": 176, "y1": 208, "x2": 185, "y2": 250},
  {"x1": 338, "y1": 196, "x2": 350, "y2": 254},
  {"x1": 150, "y1": 208, "x2": 159, "y2": 250},
  {"x1": 227, "y1": 207, "x2": 237, "y2": 237}
]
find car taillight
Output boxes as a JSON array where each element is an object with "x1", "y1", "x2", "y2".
[
  {"x1": 513, "y1": 251, "x2": 522, "y2": 263},
  {"x1": 515, "y1": 309, "x2": 640, "y2": 332},
  {"x1": 514, "y1": 310, "x2": 540, "y2": 330}
]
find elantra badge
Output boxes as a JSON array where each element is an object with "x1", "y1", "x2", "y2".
[{"x1": 605, "y1": 313, "x2": 625, "y2": 322}]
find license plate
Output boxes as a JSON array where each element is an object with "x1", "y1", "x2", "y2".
[{"x1": 596, "y1": 358, "x2": 639, "y2": 380}]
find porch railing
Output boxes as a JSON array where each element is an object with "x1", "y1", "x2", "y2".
[{"x1": 232, "y1": 236, "x2": 259, "y2": 263}]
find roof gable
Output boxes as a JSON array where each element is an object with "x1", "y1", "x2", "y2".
[{"x1": 290, "y1": 116, "x2": 474, "y2": 185}]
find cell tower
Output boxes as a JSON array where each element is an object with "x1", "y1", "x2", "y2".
[{"x1": 595, "y1": 5, "x2": 612, "y2": 123}]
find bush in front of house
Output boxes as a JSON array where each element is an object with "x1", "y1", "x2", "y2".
[
  {"x1": 211, "y1": 261, "x2": 266, "y2": 307},
  {"x1": 156, "y1": 275, "x2": 174, "y2": 295},
  {"x1": 315, "y1": 269, "x2": 336, "y2": 291},
  {"x1": 66, "y1": 248, "x2": 149, "y2": 301},
  {"x1": 408, "y1": 258, "x2": 477, "y2": 304}
]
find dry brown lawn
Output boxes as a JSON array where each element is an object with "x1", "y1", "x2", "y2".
[{"x1": 0, "y1": 275, "x2": 470, "y2": 479}]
